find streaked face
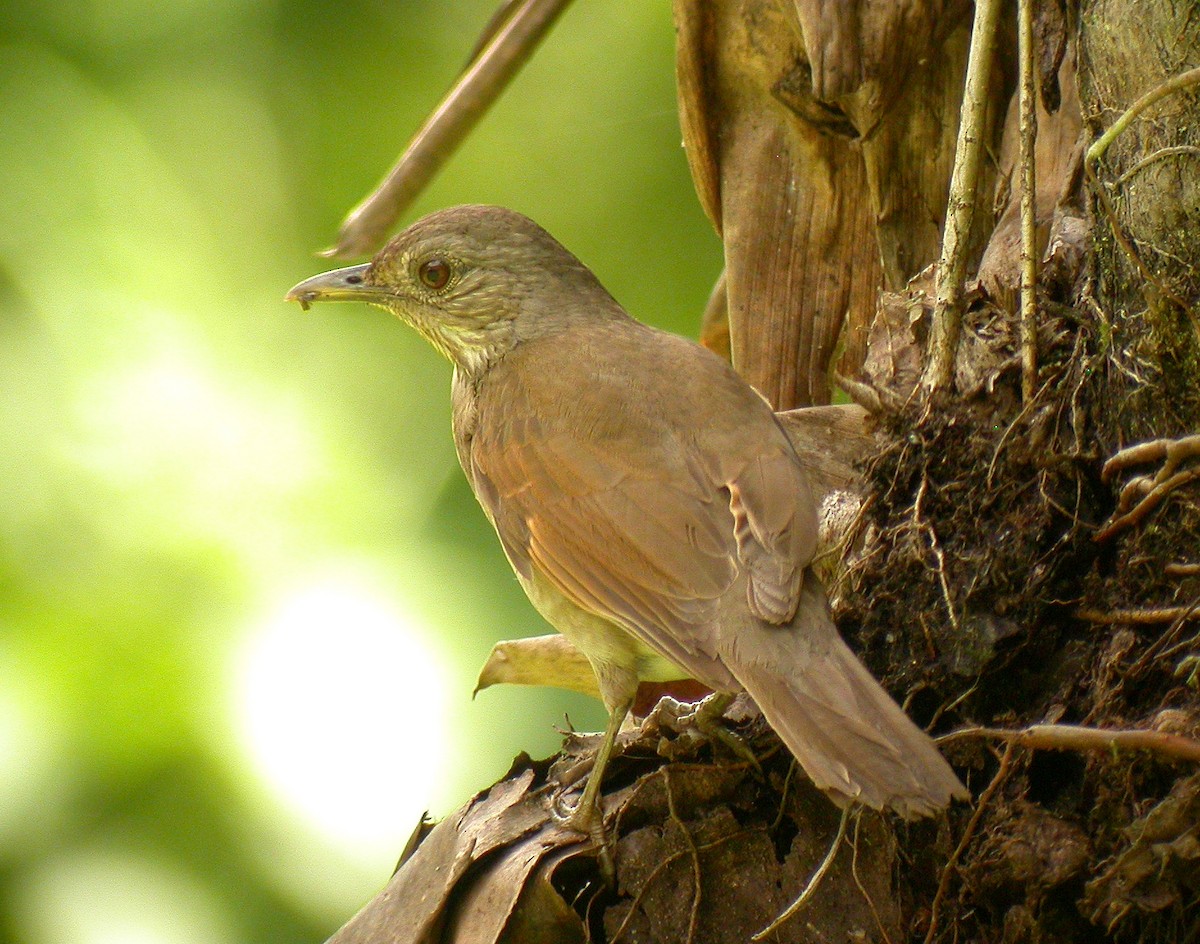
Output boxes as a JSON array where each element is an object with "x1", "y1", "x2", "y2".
[{"x1": 287, "y1": 205, "x2": 607, "y2": 375}]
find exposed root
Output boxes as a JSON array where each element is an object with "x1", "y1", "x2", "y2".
[
  {"x1": 1096, "y1": 435, "x2": 1200, "y2": 541},
  {"x1": 850, "y1": 812, "x2": 895, "y2": 944},
  {"x1": 940, "y1": 722, "x2": 1200, "y2": 763},
  {"x1": 662, "y1": 768, "x2": 702, "y2": 944},
  {"x1": 1076, "y1": 604, "x2": 1200, "y2": 625}
]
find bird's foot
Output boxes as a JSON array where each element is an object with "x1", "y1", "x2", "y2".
[
  {"x1": 551, "y1": 791, "x2": 615, "y2": 884},
  {"x1": 644, "y1": 692, "x2": 761, "y2": 771}
]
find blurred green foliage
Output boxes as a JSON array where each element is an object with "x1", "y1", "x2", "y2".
[{"x1": 0, "y1": 0, "x2": 720, "y2": 942}]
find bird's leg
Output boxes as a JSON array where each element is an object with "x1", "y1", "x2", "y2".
[
  {"x1": 562, "y1": 698, "x2": 629, "y2": 832},
  {"x1": 554, "y1": 696, "x2": 632, "y2": 881}
]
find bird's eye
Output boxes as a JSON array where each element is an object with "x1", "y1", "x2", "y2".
[{"x1": 418, "y1": 258, "x2": 451, "y2": 291}]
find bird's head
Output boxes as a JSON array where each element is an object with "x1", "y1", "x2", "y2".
[{"x1": 287, "y1": 205, "x2": 616, "y2": 378}]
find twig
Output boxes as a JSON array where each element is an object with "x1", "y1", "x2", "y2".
[
  {"x1": 1017, "y1": 0, "x2": 1039, "y2": 403},
  {"x1": 324, "y1": 0, "x2": 574, "y2": 257},
  {"x1": 922, "y1": 0, "x2": 1004, "y2": 394},
  {"x1": 925, "y1": 742, "x2": 1015, "y2": 944},
  {"x1": 1166, "y1": 562, "x2": 1200, "y2": 577},
  {"x1": 753, "y1": 804, "x2": 852, "y2": 941},
  {"x1": 939, "y1": 723, "x2": 1200, "y2": 763}
]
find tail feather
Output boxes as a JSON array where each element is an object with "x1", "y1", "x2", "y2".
[{"x1": 719, "y1": 575, "x2": 968, "y2": 818}]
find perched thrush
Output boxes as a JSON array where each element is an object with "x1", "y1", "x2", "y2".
[{"x1": 288, "y1": 205, "x2": 967, "y2": 828}]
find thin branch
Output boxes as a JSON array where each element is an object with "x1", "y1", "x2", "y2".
[
  {"x1": 921, "y1": 0, "x2": 1005, "y2": 394},
  {"x1": 1085, "y1": 66, "x2": 1200, "y2": 169},
  {"x1": 1017, "y1": 0, "x2": 1039, "y2": 402},
  {"x1": 324, "y1": 0, "x2": 574, "y2": 257}
]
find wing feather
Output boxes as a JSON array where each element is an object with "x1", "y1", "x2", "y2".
[{"x1": 472, "y1": 424, "x2": 738, "y2": 683}]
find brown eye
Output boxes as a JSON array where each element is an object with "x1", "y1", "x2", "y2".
[{"x1": 418, "y1": 258, "x2": 451, "y2": 290}]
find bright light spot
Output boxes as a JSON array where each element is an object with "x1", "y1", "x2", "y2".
[
  {"x1": 66, "y1": 333, "x2": 324, "y2": 567},
  {"x1": 74, "y1": 335, "x2": 317, "y2": 502},
  {"x1": 232, "y1": 575, "x2": 450, "y2": 864},
  {"x1": 13, "y1": 848, "x2": 234, "y2": 944}
]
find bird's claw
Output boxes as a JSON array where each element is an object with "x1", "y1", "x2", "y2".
[
  {"x1": 551, "y1": 790, "x2": 615, "y2": 883},
  {"x1": 550, "y1": 790, "x2": 591, "y2": 831}
]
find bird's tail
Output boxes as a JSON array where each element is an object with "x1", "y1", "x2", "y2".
[{"x1": 719, "y1": 574, "x2": 968, "y2": 818}]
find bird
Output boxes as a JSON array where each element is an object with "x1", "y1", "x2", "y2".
[{"x1": 287, "y1": 204, "x2": 968, "y2": 830}]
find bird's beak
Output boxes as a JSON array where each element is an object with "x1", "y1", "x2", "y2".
[{"x1": 285, "y1": 263, "x2": 382, "y2": 311}]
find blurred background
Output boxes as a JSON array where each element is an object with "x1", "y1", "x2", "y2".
[{"x1": 0, "y1": 1, "x2": 721, "y2": 942}]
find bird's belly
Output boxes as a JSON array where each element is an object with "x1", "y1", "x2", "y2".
[{"x1": 519, "y1": 569, "x2": 686, "y2": 694}]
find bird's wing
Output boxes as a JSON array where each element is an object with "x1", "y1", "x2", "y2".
[
  {"x1": 468, "y1": 395, "x2": 815, "y2": 684},
  {"x1": 469, "y1": 410, "x2": 741, "y2": 677}
]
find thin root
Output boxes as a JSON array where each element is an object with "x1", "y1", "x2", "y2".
[
  {"x1": 753, "y1": 804, "x2": 853, "y2": 940},
  {"x1": 925, "y1": 741, "x2": 1015, "y2": 944}
]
